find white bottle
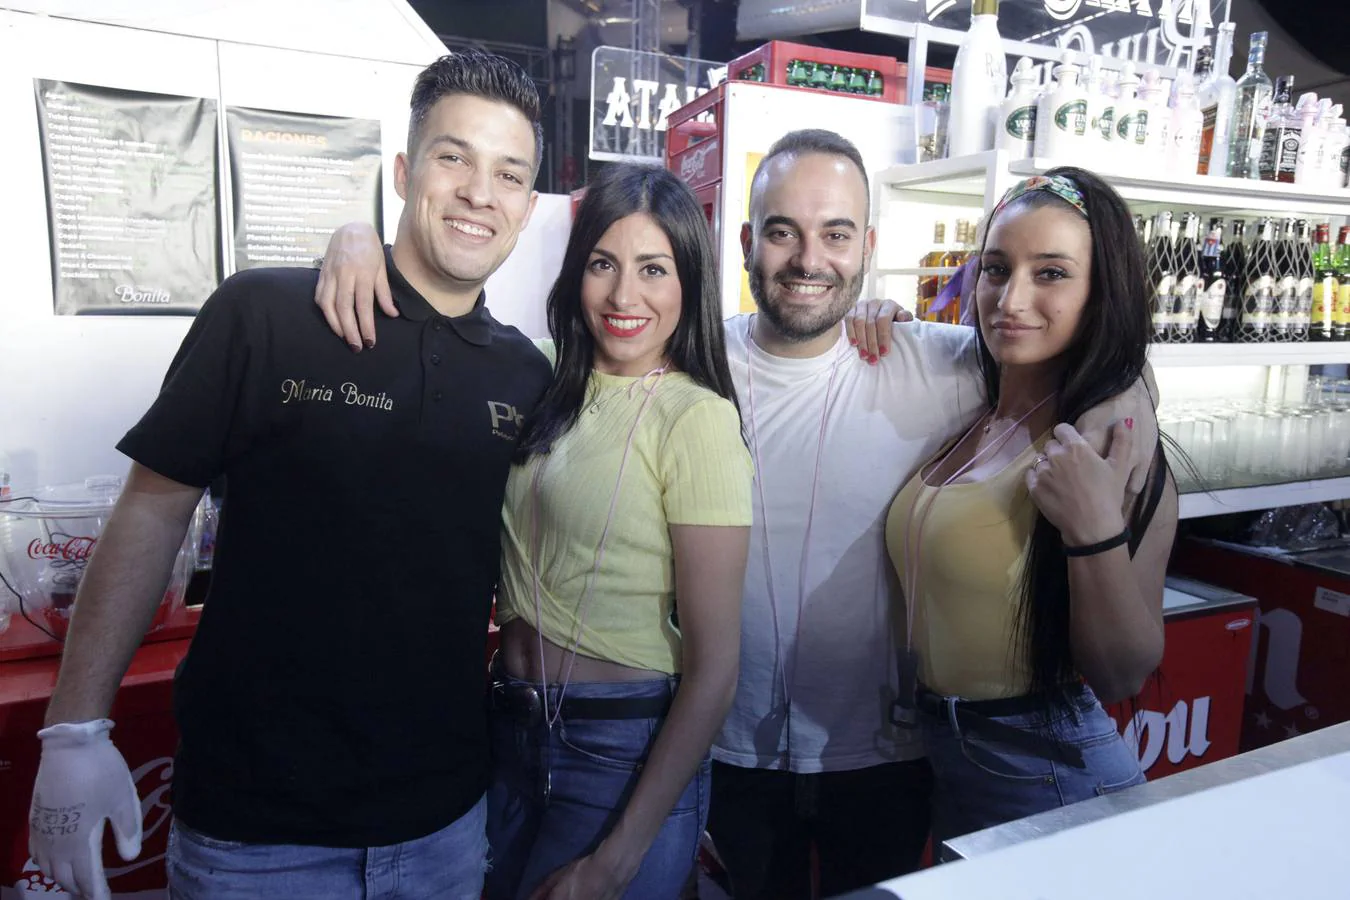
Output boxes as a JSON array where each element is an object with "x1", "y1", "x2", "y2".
[
  {"x1": 1138, "y1": 69, "x2": 1170, "y2": 165},
  {"x1": 997, "y1": 57, "x2": 1040, "y2": 161},
  {"x1": 1197, "y1": 22, "x2": 1238, "y2": 176},
  {"x1": 1097, "y1": 67, "x2": 1120, "y2": 164},
  {"x1": 1169, "y1": 70, "x2": 1204, "y2": 177},
  {"x1": 1035, "y1": 55, "x2": 1087, "y2": 161},
  {"x1": 1324, "y1": 107, "x2": 1349, "y2": 189},
  {"x1": 1082, "y1": 56, "x2": 1112, "y2": 159},
  {"x1": 1113, "y1": 63, "x2": 1146, "y2": 168},
  {"x1": 1293, "y1": 94, "x2": 1323, "y2": 186},
  {"x1": 948, "y1": 0, "x2": 1007, "y2": 157}
]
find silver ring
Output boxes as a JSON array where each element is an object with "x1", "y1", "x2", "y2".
[{"x1": 1031, "y1": 454, "x2": 1049, "y2": 472}]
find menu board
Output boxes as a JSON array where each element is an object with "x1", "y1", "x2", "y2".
[
  {"x1": 225, "y1": 107, "x2": 382, "y2": 271},
  {"x1": 34, "y1": 80, "x2": 221, "y2": 316}
]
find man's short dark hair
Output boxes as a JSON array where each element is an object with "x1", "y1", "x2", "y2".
[
  {"x1": 751, "y1": 129, "x2": 871, "y2": 219},
  {"x1": 408, "y1": 49, "x2": 544, "y2": 174}
]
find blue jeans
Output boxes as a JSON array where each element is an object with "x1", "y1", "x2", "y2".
[
  {"x1": 166, "y1": 794, "x2": 487, "y2": 899},
  {"x1": 920, "y1": 683, "x2": 1145, "y2": 856},
  {"x1": 485, "y1": 674, "x2": 710, "y2": 900}
]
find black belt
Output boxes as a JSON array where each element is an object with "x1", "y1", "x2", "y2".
[
  {"x1": 489, "y1": 680, "x2": 672, "y2": 721},
  {"x1": 915, "y1": 686, "x2": 1086, "y2": 769}
]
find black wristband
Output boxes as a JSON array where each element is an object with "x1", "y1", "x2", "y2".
[{"x1": 1063, "y1": 528, "x2": 1131, "y2": 557}]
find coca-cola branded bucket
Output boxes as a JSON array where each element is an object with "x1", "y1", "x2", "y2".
[{"x1": 0, "y1": 476, "x2": 190, "y2": 648}]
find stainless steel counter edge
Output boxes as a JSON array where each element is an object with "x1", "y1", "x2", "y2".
[{"x1": 942, "y1": 720, "x2": 1350, "y2": 860}]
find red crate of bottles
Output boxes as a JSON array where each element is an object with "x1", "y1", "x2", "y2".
[{"x1": 728, "y1": 41, "x2": 904, "y2": 102}]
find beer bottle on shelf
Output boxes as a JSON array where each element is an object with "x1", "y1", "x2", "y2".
[
  {"x1": 1294, "y1": 220, "x2": 1314, "y2": 341},
  {"x1": 787, "y1": 60, "x2": 811, "y2": 86},
  {"x1": 1311, "y1": 223, "x2": 1337, "y2": 341},
  {"x1": 866, "y1": 70, "x2": 885, "y2": 97},
  {"x1": 1337, "y1": 226, "x2": 1350, "y2": 341},
  {"x1": 810, "y1": 64, "x2": 832, "y2": 90},
  {"x1": 829, "y1": 66, "x2": 850, "y2": 92},
  {"x1": 1173, "y1": 212, "x2": 1202, "y2": 342},
  {"x1": 1272, "y1": 218, "x2": 1298, "y2": 342},
  {"x1": 1222, "y1": 219, "x2": 1248, "y2": 341},
  {"x1": 1240, "y1": 218, "x2": 1277, "y2": 342},
  {"x1": 1197, "y1": 217, "x2": 1227, "y2": 342},
  {"x1": 848, "y1": 68, "x2": 869, "y2": 94},
  {"x1": 1147, "y1": 211, "x2": 1176, "y2": 342}
]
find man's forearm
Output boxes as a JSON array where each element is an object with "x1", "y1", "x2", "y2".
[{"x1": 45, "y1": 477, "x2": 201, "y2": 726}]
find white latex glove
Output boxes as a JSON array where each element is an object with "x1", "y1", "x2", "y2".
[{"x1": 28, "y1": 719, "x2": 143, "y2": 900}]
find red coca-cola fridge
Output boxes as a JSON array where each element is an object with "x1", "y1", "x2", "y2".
[{"x1": 1107, "y1": 576, "x2": 1256, "y2": 780}]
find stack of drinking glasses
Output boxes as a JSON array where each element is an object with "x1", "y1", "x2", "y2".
[{"x1": 1160, "y1": 377, "x2": 1350, "y2": 492}]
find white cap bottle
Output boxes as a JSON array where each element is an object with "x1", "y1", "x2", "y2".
[
  {"x1": 997, "y1": 57, "x2": 1041, "y2": 161},
  {"x1": 1098, "y1": 66, "x2": 1120, "y2": 162},
  {"x1": 1035, "y1": 53, "x2": 1087, "y2": 161},
  {"x1": 1293, "y1": 93, "x2": 1322, "y2": 186},
  {"x1": 1138, "y1": 69, "x2": 1170, "y2": 165},
  {"x1": 1113, "y1": 62, "x2": 1145, "y2": 168},
  {"x1": 1169, "y1": 70, "x2": 1204, "y2": 177}
]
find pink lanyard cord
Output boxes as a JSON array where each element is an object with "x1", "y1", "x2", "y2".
[
  {"x1": 530, "y1": 366, "x2": 667, "y2": 731},
  {"x1": 744, "y1": 316, "x2": 843, "y2": 718},
  {"x1": 900, "y1": 394, "x2": 1055, "y2": 660}
]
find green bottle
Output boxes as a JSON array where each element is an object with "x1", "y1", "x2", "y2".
[
  {"x1": 810, "y1": 64, "x2": 832, "y2": 90},
  {"x1": 829, "y1": 66, "x2": 849, "y2": 92},
  {"x1": 787, "y1": 59, "x2": 808, "y2": 86},
  {"x1": 866, "y1": 70, "x2": 884, "y2": 97},
  {"x1": 847, "y1": 68, "x2": 868, "y2": 93}
]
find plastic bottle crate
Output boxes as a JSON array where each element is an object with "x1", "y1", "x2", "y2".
[{"x1": 727, "y1": 40, "x2": 912, "y2": 103}]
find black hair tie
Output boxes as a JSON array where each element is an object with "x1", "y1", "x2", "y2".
[{"x1": 1063, "y1": 528, "x2": 1132, "y2": 557}]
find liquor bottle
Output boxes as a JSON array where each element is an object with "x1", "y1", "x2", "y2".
[
  {"x1": 1311, "y1": 223, "x2": 1337, "y2": 341},
  {"x1": 1222, "y1": 219, "x2": 1247, "y2": 340},
  {"x1": 1337, "y1": 226, "x2": 1350, "y2": 340},
  {"x1": 1226, "y1": 31, "x2": 1274, "y2": 180},
  {"x1": 1294, "y1": 220, "x2": 1315, "y2": 341},
  {"x1": 1147, "y1": 211, "x2": 1175, "y2": 341},
  {"x1": 948, "y1": 0, "x2": 1006, "y2": 157},
  {"x1": 1272, "y1": 218, "x2": 1298, "y2": 341},
  {"x1": 1197, "y1": 218, "x2": 1227, "y2": 342},
  {"x1": 1258, "y1": 76, "x2": 1300, "y2": 182},
  {"x1": 1173, "y1": 212, "x2": 1202, "y2": 342},
  {"x1": 940, "y1": 221, "x2": 974, "y2": 323},
  {"x1": 917, "y1": 222, "x2": 948, "y2": 319},
  {"x1": 1197, "y1": 23, "x2": 1238, "y2": 176},
  {"x1": 1240, "y1": 218, "x2": 1277, "y2": 342}
]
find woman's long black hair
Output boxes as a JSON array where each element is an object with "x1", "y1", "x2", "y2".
[
  {"x1": 514, "y1": 162, "x2": 739, "y2": 462},
  {"x1": 972, "y1": 165, "x2": 1165, "y2": 697}
]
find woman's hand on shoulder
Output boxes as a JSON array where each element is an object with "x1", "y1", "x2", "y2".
[{"x1": 1027, "y1": 420, "x2": 1133, "y2": 547}]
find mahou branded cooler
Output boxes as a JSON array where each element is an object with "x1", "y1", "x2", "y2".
[{"x1": 0, "y1": 476, "x2": 204, "y2": 897}]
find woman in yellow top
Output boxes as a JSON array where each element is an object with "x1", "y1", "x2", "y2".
[
  {"x1": 488, "y1": 163, "x2": 752, "y2": 899},
  {"x1": 885, "y1": 168, "x2": 1178, "y2": 851}
]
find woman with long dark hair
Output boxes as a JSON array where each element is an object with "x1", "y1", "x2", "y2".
[
  {"x1": 486, "y1": 162, "x2": 751, "y2": 899},
  {"x1": 884, "y1": 167, "x2": 1176, "y2": 848}
]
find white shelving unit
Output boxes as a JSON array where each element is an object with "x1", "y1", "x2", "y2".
[
  {"x1": 1180, "y1": 478, "x2": 1350, "y2": 519},
  {"x1": 873, "y1": 151, "x2": 1350, "y2": 518}
]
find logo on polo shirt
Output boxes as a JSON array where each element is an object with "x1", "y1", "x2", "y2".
[
  {"x1": 281, "y1": 378, "x2": 394, "y2": 412},
  {"x1": 487, "y1": 401, "x2": 524, "y2": 441}
]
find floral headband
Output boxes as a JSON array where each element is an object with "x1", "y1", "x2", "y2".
[{"x1": 992, "y1": 174, "x2": 1089, "y2": 220}]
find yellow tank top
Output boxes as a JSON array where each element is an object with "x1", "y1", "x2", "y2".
[{"x1": 884, "y1": 435, "x2": 1048, "y2": 699}]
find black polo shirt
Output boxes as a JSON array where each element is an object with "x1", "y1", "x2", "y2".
[{"x1": 118, "y1": 248, "x2": 551, "y2": 847}]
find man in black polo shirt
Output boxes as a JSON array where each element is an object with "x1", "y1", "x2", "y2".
[{"x1": 27, "y1": 51, "x2": 551, "y2": 900}]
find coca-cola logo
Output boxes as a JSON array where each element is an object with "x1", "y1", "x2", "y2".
[
  {"x1": 679, "y1": 138, "x2": 719, "y2": 185},
  {"x1": 1121, "y1": 697, "x2": 1213, "y2": 772},
  {"x1": 27, "y1": 536, "x2": 96, "y2": 563}
]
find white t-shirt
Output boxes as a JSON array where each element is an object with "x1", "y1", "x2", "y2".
[{"x1": 714, "y1": 315, "x2": 983, "y2": 773}]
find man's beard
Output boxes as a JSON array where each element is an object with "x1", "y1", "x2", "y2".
[{"x1": 748, "y1": 259, "x2": 866, "y2": 344}]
